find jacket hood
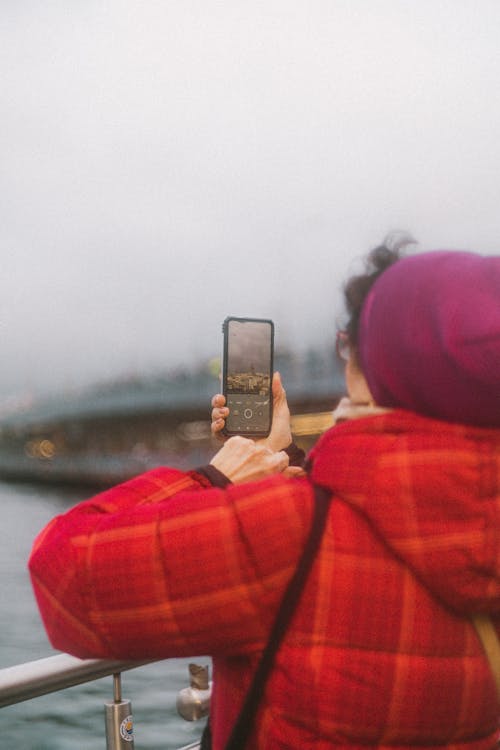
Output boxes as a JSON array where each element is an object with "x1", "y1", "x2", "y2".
[
  {"x1": 358, "y1": 250, "x2": 500, "y2": 427},
  {"x1": 308, "y1": 410, "x2": 500, "y2": 616}
]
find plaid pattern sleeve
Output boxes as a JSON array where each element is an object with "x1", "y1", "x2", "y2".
[{"x1": 29, "y1": 468, "x2": 313, "y2": 659}]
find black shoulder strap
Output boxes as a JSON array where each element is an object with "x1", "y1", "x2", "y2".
[{"x1": 222, "y1": 483, "x2": 332, "y2": 750}]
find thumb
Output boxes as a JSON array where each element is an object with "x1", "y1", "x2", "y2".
[{"x1": 272, "y1": 371, "x2": 286, "y2": 403}]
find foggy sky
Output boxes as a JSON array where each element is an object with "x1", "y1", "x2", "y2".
[{"x1": 2, "y1": 1, "x2": 500, "y2": 402}]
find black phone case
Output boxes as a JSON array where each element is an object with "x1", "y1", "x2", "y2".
[{"x1": 222, "y1": 316, "x2": 274, "y2": 437}]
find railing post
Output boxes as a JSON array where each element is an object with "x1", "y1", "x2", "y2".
[
  {"x1": 176, "y1": 663, "x2": 211, "y2": 721},
  {"x1": 104, "y1": 672, "x2": 135, "y2": 748}
]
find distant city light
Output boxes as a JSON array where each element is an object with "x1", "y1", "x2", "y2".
[{"x1": 24, "y1": 439, "x2": 56, "y2": 460}]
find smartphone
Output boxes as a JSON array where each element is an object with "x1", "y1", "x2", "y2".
[{"x1": 222, "y1": 317, "x2": 274, "y2": 437}]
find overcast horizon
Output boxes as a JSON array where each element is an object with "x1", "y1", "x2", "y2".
[{"x1": 2, "y1": 1, "x2": 500, "y2": 403}]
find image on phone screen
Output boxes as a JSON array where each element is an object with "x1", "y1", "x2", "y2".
[{"x1": 222, "y1": 317, "x2": 274, "y2": 436}]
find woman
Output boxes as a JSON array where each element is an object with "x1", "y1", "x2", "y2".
[{"x1": 29, "y1": 243, "x2": 500, "y2": 749}]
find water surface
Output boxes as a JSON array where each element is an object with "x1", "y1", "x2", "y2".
[{"x1": 0, "y1": 480, "x2": 206, "y2": 749}]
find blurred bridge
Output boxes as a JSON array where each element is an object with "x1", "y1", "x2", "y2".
[{"x1": 0, "y1": 351, "x2": 344, "y2": 488}]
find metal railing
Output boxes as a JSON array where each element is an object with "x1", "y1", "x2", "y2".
[{"x1": 0, "y1": 653, "x2": 202, "y2": 749}]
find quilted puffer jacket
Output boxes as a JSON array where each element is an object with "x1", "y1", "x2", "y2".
[{"x1": 29, "y1": 410, "x2": 500, "y2": 749}]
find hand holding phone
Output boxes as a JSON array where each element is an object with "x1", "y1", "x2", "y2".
[{"x1": 213, "y1": 370, "x2": 294, "y2": 452}]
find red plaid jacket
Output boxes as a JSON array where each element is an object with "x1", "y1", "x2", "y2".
[{"x1": 29, "y1": 411, "x2": 500, "y2": 749}]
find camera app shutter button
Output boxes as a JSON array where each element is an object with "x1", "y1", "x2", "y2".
[{"x1": 244, "y1": 408, "x2": 253, "y2": 419}]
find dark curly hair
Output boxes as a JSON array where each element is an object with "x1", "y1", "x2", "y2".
[{"x1": 343, "y1": 234, "x2": 415, "y2": 347}]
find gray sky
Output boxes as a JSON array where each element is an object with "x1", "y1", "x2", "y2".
[{"x1": 2, "y1": 1, "x2": 500, "y2": 401}]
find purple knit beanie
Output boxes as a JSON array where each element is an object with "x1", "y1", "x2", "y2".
[{"x1": 358, "y1": 250, "x2": 500, "y2": 427}]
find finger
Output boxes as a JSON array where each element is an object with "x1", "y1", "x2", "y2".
[
  {"x1": 272, "y1": 371, "x2": 284, "y2": 401},
  {"x1": 211, "y1": 406, "x2": 228, "y2": 422},
  {"x1": 256, "y1": 444, "x2": 273, "y2": 457},
  {"x1": 282, "y1": 466, "x2": 306, "y2": 478},
  {"x1": 232, "y1": 435, "x2": 258, "y2": 455},
  {"x1": 272, "y1": 372, "x2": 289, "y2": 411},
  {"x1": 211, "y1": 418, "x2": 226, "y2": 436},
  {"x1": 211, "y1": 393, "x2": 226, "y2": 408},
  {"x1": 274, "y1": 450, "x2": 290, "y2": 472}
]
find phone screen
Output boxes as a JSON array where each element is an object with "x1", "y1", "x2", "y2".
[{"x1": 222, "y1": 317, "x2": 274, "y2": 436}]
